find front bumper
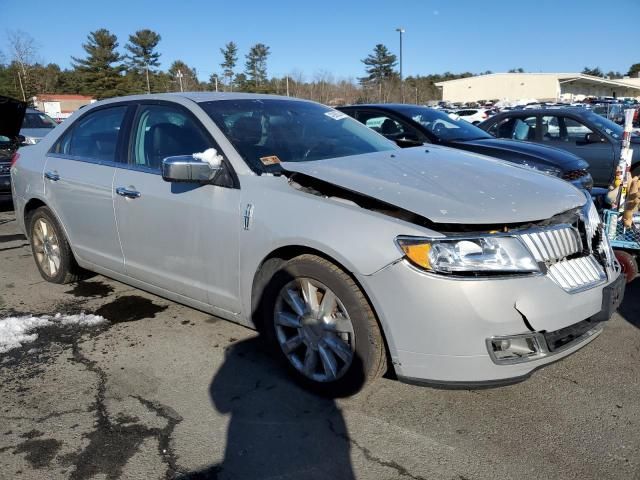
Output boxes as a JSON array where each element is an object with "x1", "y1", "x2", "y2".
[{"x1": 359, "y1": 259, "x2": 623, "y2": 386}]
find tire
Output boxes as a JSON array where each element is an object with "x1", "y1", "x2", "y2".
[
  {"x1": 261, "y1": 254, "x2": 387, "y2": 397},
  {"x1": 615, "y1": 250, "x2": 638, "y2": 284},
  {"x1": 28, "y1": 206, "x2": 81, "y2": 284}
]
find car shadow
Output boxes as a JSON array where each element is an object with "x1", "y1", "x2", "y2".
[
  {"x1": 177, "y1": 337, "x2": 356, "y2": 480},
  {"x1": 618, "y1": 279, "x2": 640, "y2": 328}
]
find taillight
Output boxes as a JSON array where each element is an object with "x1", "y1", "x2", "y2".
[{"x1": 10, "y1": 152, "x2": 20, "y2": 167}]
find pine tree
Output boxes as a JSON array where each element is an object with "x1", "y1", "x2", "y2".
[
  {"x1": 71, "y1": 29, "x2": 124, "y2": 99},
  {"x1": 628, "y1": 63, "x2": 640, "y2": 78},
  {"x1": 125, "y1": 29, "x2": 161, "y2": 94},
  {"x1": 220, "y1": 41, "x2": 238, "y2": 91},
  {"x1": 360, "y1": 44, "x2": 397, "y2": 101},
  {"x1": 245, "y1": 43, "x2": 270, "y2": 89},
  {"x1": 360, "y1": 44, "x2": 397, "y2": 86}
]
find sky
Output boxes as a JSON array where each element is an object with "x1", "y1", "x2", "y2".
[{"x1": 2, "y1": 0, "x2": 639, "y2": 82}]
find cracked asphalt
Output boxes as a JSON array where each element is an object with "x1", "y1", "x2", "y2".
[{"x1": 1, "y1": 201, "x2": 639, "y2": 480}]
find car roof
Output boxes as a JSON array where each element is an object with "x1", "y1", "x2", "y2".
[
  {"x1": 339, "y1": 103, "x2": 421, "y2": 109},
  {"x1": 90, "y1": 91, "x2": 304, "y2": 107},
  {"x1": 494, "y1": 107, "x2": 589, "y2": 116}
]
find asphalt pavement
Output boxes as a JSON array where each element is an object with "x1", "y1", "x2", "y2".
[{"x1": 0, "y1": 201, "x2": 639, "y2": 480}]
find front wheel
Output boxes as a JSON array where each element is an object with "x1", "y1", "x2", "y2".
[{"x1": 264, "y1": 254, "x2": 387, "y2": 396}]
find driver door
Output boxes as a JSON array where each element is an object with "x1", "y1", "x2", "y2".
[
  {"x1": 113, "y1": 101, "x2": 242, "y2": 314},
  {"x1": 541, "y1": 115, "x2": 615, "y2": 185}
]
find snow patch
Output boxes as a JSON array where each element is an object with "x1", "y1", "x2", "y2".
[
  {"x1": 0, "y1": 313, "x2": 107, "y2": 354},
  {"x1": 192, "y1": 148, "x2": 223, "y2": 168}
]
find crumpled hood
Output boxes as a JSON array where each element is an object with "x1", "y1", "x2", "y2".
[
  {"x1": 281, "y1": 146, "x2": 586, "y2": 225},
  {"x1": 0, "y1": 96, "x2": 27, "y2": 140},
  {"x1": 449, "y1": 137, "x2": 589, "y2": 171}
]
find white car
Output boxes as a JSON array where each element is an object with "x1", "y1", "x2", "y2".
[{"x1": 455, "y1": 108, "x2": 489, "y2": 125}]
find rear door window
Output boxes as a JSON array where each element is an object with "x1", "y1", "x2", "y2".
[{"x1": 52, "y1": 106, "x2": 127, "y2": 163}]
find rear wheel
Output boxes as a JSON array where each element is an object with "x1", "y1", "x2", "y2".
[
  {"x1": 28, "y1": 207, "x2": 81, "y2": 284},
  {"x1": 615, "y1": 250, "x2": 638, "y2": 284},
  {"x1": 263, "y1": 254, "x2": 387, "y2": 396}
]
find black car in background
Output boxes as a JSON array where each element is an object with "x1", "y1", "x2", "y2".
[
  {"x1": 478, "y1": 108, "x2": 640, "y2": 187},
  {"x1": 338, "y1": 104, "x2": 593, "y2": 190},
  {"x1": 0, "y1": 96, "x2": 27, "y2": 200}
]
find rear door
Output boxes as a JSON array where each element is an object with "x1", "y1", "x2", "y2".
[
  {"x1": 113, "y1": 101, "x2": 241, "y2": 312},
  {"x1": 44, "y1": 104, "x2": 131, "y2": 273}
]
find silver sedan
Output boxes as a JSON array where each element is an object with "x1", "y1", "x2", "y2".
[{"x1": 11, "y1": 93, "x2": 624, "y2": 395}]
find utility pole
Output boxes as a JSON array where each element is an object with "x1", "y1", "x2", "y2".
[
  {"x1": 396, "y1": 27, "x2": 405, "y2": 103},
  {"x1": 286, "y1": 75, "x2": 290, "y2": 97},
  {"x1": 176, "y1": 70, "x2": 184, "y2": 92},
  {"x1": 214, "y1": 76, "x2": 218, "y2": 92}
]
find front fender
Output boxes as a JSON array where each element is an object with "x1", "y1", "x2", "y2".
[{"x1": 237, "y1": 175, "x2": 439, "y2": 322}]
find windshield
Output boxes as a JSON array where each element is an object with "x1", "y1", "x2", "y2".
[
  {"x1": 394, "y1": 105, "x2": 492, "y2": 142},
  {"x1": 200, "y1": 99, "x2": 397, "y2": 171},
  {"x1": 22, "y1": 112, "x2": 57, "y2": 129},
  {"x1": 583, "y1": 111, "x2": 624, "y2": 139}
]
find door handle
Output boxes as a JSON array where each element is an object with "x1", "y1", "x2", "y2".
[
  {"x1": 44, "y1": 171, "x2": 60, "y2": 181},
  {"x1": 115, "y1": 187, "x2": 141, "y2": 199}
]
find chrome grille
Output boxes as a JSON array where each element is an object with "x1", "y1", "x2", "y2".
[
  {"x1": 547, "y1": 256, "x2": 606, "y2": 292},
  {"x1": 520, "y1": 226, "x2": 581, "y2": 263},
  {"x1": 561, "y1": 169, "x2": 589, "y2": 181},
  {"x1": 518, "y1": 198, "x2": 618, "y2": 293}
]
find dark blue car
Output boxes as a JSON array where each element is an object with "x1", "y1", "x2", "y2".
[
  {"x1": 338, "y1": 104, "x2": 593, "y2": 190},
  {"x1": 478, "y1": 108, "x2": 640, "y2": 187}
]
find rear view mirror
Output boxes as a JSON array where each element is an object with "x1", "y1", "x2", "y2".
[
  {"x1": 585, "y1": 132, "x2": 604, "y2": 144},
  {"x1": 395, "y1": 134, "x2": 424, "y2": 148},
  {"x1": 162, "y1": 155, "x2": 221, "y2": 183}
]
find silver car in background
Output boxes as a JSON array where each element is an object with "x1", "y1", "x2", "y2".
[{"x1": 11, "y1": 93, "x2": 625, "y2": 395}]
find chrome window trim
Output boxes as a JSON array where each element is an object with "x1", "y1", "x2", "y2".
[{"x1": 45, "y1": 153, "x2": 162, "y2": 175}]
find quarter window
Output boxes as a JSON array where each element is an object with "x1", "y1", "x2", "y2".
[
  {"x1": 131, "y1": 104, "x2": 213, "y2": 171},
  {"x1": 52, "y1": 106, "x2": 127, "y2": 162}
]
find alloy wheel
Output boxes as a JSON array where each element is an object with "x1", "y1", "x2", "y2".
[
  {"x1": 274, "y1": 278, "x2": 356, "y2": 382},
  {"x1": 32, "y1": 218, "x2": 61, "y2": 278}
]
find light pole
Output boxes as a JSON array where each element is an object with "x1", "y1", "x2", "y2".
[
  {"x1": 396, "y1": 27, "x2": 405, "y2": 103},
  {"x1": 176, "y1": 70, "x2": 184, "y2": 92}
]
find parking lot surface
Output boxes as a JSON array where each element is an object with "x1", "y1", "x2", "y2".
[{"x1": 0, "y1": 202, "x2": 639, "y2": 480}]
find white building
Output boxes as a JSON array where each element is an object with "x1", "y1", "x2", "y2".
[{"x1": 435, "y1": 73, "x2": 640, "y2": 103}]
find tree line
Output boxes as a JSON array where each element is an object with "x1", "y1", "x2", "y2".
[{"x1": 3, "y1": 29, "x2": 637, "y2": 106}]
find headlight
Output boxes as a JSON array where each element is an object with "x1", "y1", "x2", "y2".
[
  {"x1": 23, "y1": 136, "x2": 39, "y2": 145},
  {"x1": 396, "y1": 235, "x2": 540, "y2": 274}
]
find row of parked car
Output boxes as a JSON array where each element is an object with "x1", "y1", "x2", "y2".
[{"x1": 1, "y1": 92, "x2": 629, "y2": 395}]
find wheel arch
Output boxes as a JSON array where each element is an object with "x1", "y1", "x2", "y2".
[
  {"x1": 250, "y1": 244, "x2": 395, "y2": 377},
  {"x1": 22, "y1": 197, "x2": 79, "y2": 263}
]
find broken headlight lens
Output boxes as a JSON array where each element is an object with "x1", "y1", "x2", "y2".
[{"x1": 396, "y1": 236, "x2": 540, "y2": 274}]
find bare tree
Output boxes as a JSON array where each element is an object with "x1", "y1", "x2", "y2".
[{"x1": 7, "y1": 30, "x2": 39, "y2": 101}]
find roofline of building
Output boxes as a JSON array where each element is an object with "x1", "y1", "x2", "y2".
[{"x1": 434, "y1": 72, "x2": 640, "y2": 91}]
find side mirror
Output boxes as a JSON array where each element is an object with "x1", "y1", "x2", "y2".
[
  {"x1": 585, "y1": 132, "x2": 604, "y2": 144},
  {"x1": 162, "y1": 155, "x2": 221, "y2": 183}
]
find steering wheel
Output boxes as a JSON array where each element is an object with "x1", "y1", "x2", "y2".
[{"x1": 431, "y1": 121, "x2": 447, "y2": 137}]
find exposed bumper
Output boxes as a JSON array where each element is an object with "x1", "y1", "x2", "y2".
[{"x1": 359, "y1": 259, "x2": 622, "y2": 385}]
